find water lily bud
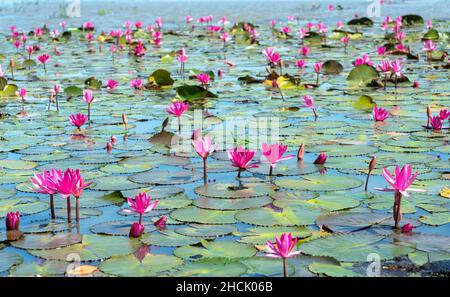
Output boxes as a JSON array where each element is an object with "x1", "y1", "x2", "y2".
[
  {"x1": 426, "y1": 105, "x2": 431, "y2": 119},
  {"x1": 154, "y1": 215, "x2": 167, "y2": 228},
  {"x1": 162, "y1": 117, "x2": 169, "y2": 132},
  {"x1": 412, "y1": 81, "x2": 419, "y2": 88},
  {"x1": 191, "y1": 128, "x2": 202, "y2": 140},
  {"x1": 110, "y1": 135, "x2": 117, "y2": 144},
  {"x1": 297, "y1": 144, "x2": 305, "y2": 160},
  {"x1": 313, "y1": 153, "x2": 327, "y2": 165},
  {"x1": 122, "y1": 113, "x2": 128, "y2": 130},
  {"x1": 369, "y1": 156, "x2": 376, "y2": 172},
  {"x1": 6, "y1": 211, "x2": 20, "y2": 231},
  {"x1": 106, "y1": 142, "x2": 113, "y2": 153},
  {"x1": 10, "y1": 58, "x2": 15, "y2": 68},
  {"x1": 129, "y1": 222, "x2": 145, "y2": 238},
  {"x1": 401, "y1": 223, "x2": 414, "y2": 233}
]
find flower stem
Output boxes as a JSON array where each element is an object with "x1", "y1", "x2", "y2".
[
  {"x1": 316, "y1": 73, "x2": 320, "y2": 86},
  {"x1": 88, "y1": 103, "x2": 91, "y2": 124},
  {"x1": 139, "y1": 214, "x2": 142, "y2": 225},
  {"x1": 178, "y1": 117, "x2": 181, "y2": 134},
  {"x1": 49, "y1": 194, "x2": 55, "y2": 219},
  {"x1": 283, "y1": 258, "x2": 287, "y2": 277},
  {"x1": 364, "y1": 170, "x2": 372, "y2": 191},
  {"x1": 269, "y1": 166, "x2": 273, "y2": 176},
  {"x1": 75, "y1": 198, "x2": 80, "y2": 222},
  {"x1": 203, "y1": 158, "x2": 207, "y2": 184},
  {"x1": 393, "y1": 190, "x2": 402, "y2": 228},
  {"x1": 55, "y1": 94, "x2": 59, "y2": 111},
  {"x1": 67, "y1": 197, "x2": 71, "y2": 224}
]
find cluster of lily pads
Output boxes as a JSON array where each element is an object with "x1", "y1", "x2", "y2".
[{"x1": 0, "y1": 7, "x2": 449, "y2": 277}]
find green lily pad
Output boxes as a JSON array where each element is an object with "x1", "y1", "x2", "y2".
[
  {"x1": 99, "y1": 253, "x2": 183, "y2": 277},
  {"x1": 173, "y1": 259, "x2": 246, "y2": 277},
  {"x1": 194, "y1": 183, "x2": 274, "y2": 198},
  {"x1": 0, "y1": 197, "x2": 48, "y2": 218},
  {"x1": 11, "y1": 233, "x2": 82, "y2": 250},
  {"x1": 174, "y1": 240, "x2": 257, "y2": 261},
  {"x1": 193, "y1": 196, "x2": 272, "y2": 210},
  {"x1": 235, "y1": 207, "x2": 323, "y2": 226},
  {"x1": 234, "y1": 226, "x2": 312, "y2": 244},
  {"x1": 241, "y1": 257, "x2": 295, "y2": 277},
  {"x1": 140, "y1": 230, "x2": 202, "y2": 247},
  {"x1": 9, "y1": 260, "x2": 68, "y2": 276},
  {"x1": 0, "y1": 250, "x2": 23, "y2": 273},
  {"x1": 175, "y1": 224, "x2": 237, "y2": 238},
  {"x1": 30, "y1": 235, "x2": 141, "y2": 261},
  {"x1": 171, "y1": 206, "x2": 237, "y2": 224},
  {"x1": 301, "y1": 232, "x2": 413, "y2": 262},
  {"x1": 275, "y1": 175, "x2": 363, "y2": 191},
  {"x1": 308, "y1": 262, "x2": 360, "y2": 277}
]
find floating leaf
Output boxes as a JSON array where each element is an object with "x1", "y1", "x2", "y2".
[
  {"x1": 11, "y1": 233, "x2": 82, "y2": 250},
  {"x1": 175, "y1": 224, "x2": 237, "y2": 238},
  {"x1": 174, "y1": 259, "x2": 246, "y2": 277},
  {"x1": 234, "y1": 226, "x2": 311, "y2": 244},
  {"x1": 171, "y1": 206, "x2": 237, "y2": 224},
  {"x1": 176, "y1": 85, "x2": 217, "y2": 101},
  {"x1": 174, "y1": 240, "x2": 257, "y2": 261},
  {"x1": 148, "y1": 69, "x2": 174, "y2": 86},
  {"x1": 308, "y1": 262, "x2": 360, "y2": 277},
  {"x1": 0, "y1": 250, "x2": 23, "y2": 273},
  {"x1": 140, "y1": 230, "x2": 202, "y2": 247}
]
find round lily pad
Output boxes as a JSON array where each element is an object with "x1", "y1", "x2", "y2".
[
  {"x1": 193, "y1": 196, "x2": 271, "y2": 210},
  {"x1": 171, "y1": 206, "x2": 237, "y2": 224},
  {"x1": 240, "y1": 257, "x2": 295, "y2": 277},
  {"x1": 235, "y1": 207, "x2": 324, "y2": 226},
  {"x1": 174, "y1": 259, "x2": 247, "y2": 277},
  {"x1": 130, "y1": 170, "x2": 201, "y2": 185},
  {"x1": 194, "y1": 183, "x2": 274, "y2": 199},
  {"x1": 174, "y1": 240, "x2": 257, "y2": 261},
  {"x1": 140, "y1": 230, "x2": 202, "y2": 247},
  {"x1": 29, "y1": 235, "x2": 141, "y2": 261},
  {"x1": 0, "y1": 197, "x2": 49, "y2": 218},
  {"x1": 0, "y1": 250, "x2": 23, "y2": 273},
  {"x1": 308, "y1": 262, "x2": 360, "y2": 277},
  {"x1": 99, "y1": 253, "x2": 183, "y2": 277},
  {"x1": 11, "y1": 233, "x2": 82, "y2": 250},
  {"x1": 175, "y1": 224, "x2": 237, "y2": 238},
  {"x1": 234, "y1": 226, "x2": 312, "y2": 244},
  {"x1": 90, "y1": 175, "x2": 141, "y2": 191},
  {"x1": 91, "y1": 221, "x2": 155, "y2": 236},
  {"x1": 275, "y1": 175, "x2": 363, "y2": 191},
  {"x1": 9, "y1": 260, "x2": 68, "y2": 277}
]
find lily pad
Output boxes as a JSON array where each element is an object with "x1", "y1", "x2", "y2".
[{"x1": 174, "y1": 240, "x2": 257, "y2": 261}]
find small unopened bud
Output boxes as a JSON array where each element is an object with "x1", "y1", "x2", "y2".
[
  {"x1": 217, "y1": 69, "x2": 223, "y2": 78},
  {"x1": 297, "y1": 144, "x2": 305, "y2": 160},
  {"x1": 162, "y1": 117, "x2": 169, "y2": 132},
  {"x1": 110, "y1": 135, "x2": 117, "y2": 144},
  {"x1": 122, "y1": 113, "x2": 128, "y2": 130},
  {"x1": 9, "y1": 58, "x2": 15, "y2": 68},
  {"x1": 369, "y1": 156, "x2": 376, "y2": 172},
  {"x1": 106, "y1": 142, "x2": 113, "y2": 153},
  {"x1": 426, "y1": 105, "x2": 431, "y2": 118},
  {"x1": 191, "y1": 128, "x2": 202, "y2": 140}
]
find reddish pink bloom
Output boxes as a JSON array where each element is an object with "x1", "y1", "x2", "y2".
[
  {"x1": 317, "y1": 22, "x2": 328, "y2": 33},
  {"x1": 18, "y1": 88, "x2": 26, "y2": 100},
  {"x1": 313, "y1": 62, "x2": 322, "y2": 74},
  {"x1": 227, "y1": 147, "x2": 258, "y2": 173},
  {"x1": 56, "y1": 168, "x2": 91, "y2": 199},
  {"x1": 426, "y1": 19, "x2": 432, "y2": 30},
  {"x1": 134, "y1": 40, "x2": 146, "y2": 57},
  {"x1": 124, "y1": 192, "x2": 158, "y2": 218},
  {"x1": 423, "y1": 40, "x2": 437, "y2": 52},
  {"x1": 377, "y1": 46, "x2": 387, "y2": 55},
  {"x1": 106, "y1": 79, "x2": 119, "y2": 90},
  {"x1": 185, "y1": 15, "x2": 193, "y2": 23},
  {"x1": 390, "y1": 59, "x2": 404, "y2": 77},
  {"x1": 6, "y1": 211, "x2": 20, "y2": 231},
  {"x1": 83, "y1": 89, "x2": 94, "y2": 103},
  {"x1": 295, "y1": 60, "x2": 306, "y2": 69},
  {"x1": 281, "y1": 26, "x2": 291, "y2": 34},
  {"x1": 106, "y1": 142, "x2": 113, "y2": 153},
  {"x1": 166, "y1": 101, "x2": 189, "y2": 117},
  {"x1": 336, "y1": 21, "x2": 343, "y2": 29},
  {"x1": 262, "y1": 47, "x2": 281, "y2": 65},
  {"x1": 111, "y1": 135, "x2": 117, "y2": 144},
  {"x1": 37, "y1": 54, "x2": 50, "y2": 64},
  {"x1": 154, "y1": 216, "x2": 167, "y2": 228},
  {"x1": 265, "y1": 233, "x2": 301, "y2": 259},
  {"x1": 377, "y1": 164, "x2": 424, "y2": 197},
  {"x1": 377, "y1": 60, "x2": 392, "y2": 73},
  {"x1": 313, "y1": 153, "x2": 327, "y2": 165},
  {"x1": 353, "y1": 54, "x2": 373, "y2": 67},
  {"x1": 301, "y1": 46, "x2": 310, "y2": 56},
  {"x1": 129, "y1": 222, "x2": 145, "y2": 238},
  {"x1": 192, "y1": 137, "x2": 215, "y2": 159},
  {"x1": 373, "y1": 106, "x2": 389, "y2": 122},
  {"x1": 439, "y1": 109, "x2": 450, "y2": 120},
  {"x1": 69, "y1": 113, "x2": 88, "y2": 129},
  {"x1": 412, "y1": 81, "x2": 419, "y2": 88},
  {"x1": 401, "y1": 223, "x2": 414, "y2": 233},
  {"x1": 430, "y1": 115, "x2": 443, "y2": 130},
  {"x1": 298, "y1": 28, "x2": 309, "y2": 39},
  {"x1": 196, "y1": 73, "x2": 211, "y2": 85},
  {"x1": 302, "y1": 95, "x2": 315, "y2": 109},
  {"x1": 177, "y1": 48, "x2": 188, "y2": 63},
  {"x1": 30, "y1": 169, "x2": 62, "y2": 195},
  {"x1": 261, "y1": 143, "x2": 295, "y2": 169},
  {"x1": 130, "y1": 78, "x2": 143, "y2": 89},
  {"x1": 82, "y1": 22, "x2": 95, "y2": 30},
  {"x1": 220, "y1": 32, "x2": 231, "y2": 42},
  {"x1": 341, "y1": 36, "x2": 350, "y2": 45}
]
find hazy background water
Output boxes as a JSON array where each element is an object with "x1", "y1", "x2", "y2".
[{"x1": 0, "y1": 0, "x2": 448, "y2": 31}]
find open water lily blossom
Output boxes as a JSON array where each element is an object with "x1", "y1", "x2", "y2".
[
  {"x1": 124, "y1": 192, "x2": 158, "y2": 224},
  {"x1": 377, "y1": 165, "x2": 425, "y2": 228},
  {"x1": 227, "y1": 147, "x2": 258, "y2": 177},
  {"x1": 265, "y1": 233, "x2": 301, "y2": 277},
  {"x1": 261, "y1": 143, "x2": 295, "y2": 176},
  {"x1": 69, "y1": 113, "x2": 88, "y2": 129},
  {"x1": 192, "y1": 137, "x2": 215, "y2": 183},
  {"x1": 166, "y1": 101, "x2": 189, "y2": 132}
]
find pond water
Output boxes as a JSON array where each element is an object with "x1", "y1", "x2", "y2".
[{"x1": 0, "y1": 0, "x2": 449, "y2": 277}]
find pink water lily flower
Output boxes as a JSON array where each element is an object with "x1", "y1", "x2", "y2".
[
  {"x1": 301, "y1": 46, "x2": 310, "y2": 57},
  {"x1": 220, "y1": 32, "x2": 231, "y2": 43},
  {"x1": 376, "y1": 164, "x2": 425, "y2": 228},
  {"x1": 30, "y1": 169, "x2": 62, "y2": 219},
  {"x1": 262, "y1": 47, "x2": 281, "y2": 65},
  {"x1": 18, "y1": 88, "x2": 26, "y2": 102},
  {"x1": 130, "y1": 78, "x2": 143, "y2": 90},
  {"x1": 430, "y1": 115, "x2": 443, "y2": 130},
  {"x1": 166, "y1": 101, "x2": 189, "y2": 118},
  {"x1": 265, "y1": 233, "x2": 301, "y2": 277},
  {"x1": 69, "y1": 113, "x2": 88, "y2": 129},
  {"x1": 37, "y1": 54, "x2": 50, "y2": 74},
  {"x1": 353, "y1": 54, "x2": 373, "y2": 67},
  {"x1": 377, "y1": 165, "x2": 423, "y2": 197},
  {"x1": 426, "y1": 19, "x2": 432, "y2": 30},
  {"x1": 227, "y1": 147, "x2": 258, "y2": 177},
  {"x1": 83, "y1": 89, "x2": 94, "y2": 122},
  {"x1": 6, "y1": 211, "x2": 20, "y2": 231},
  {"x1": 377, "y1": 46, "x2": 387, "y2": 55},
  {"x1": 373, "y1": 106, "x2": 389, "y2": 122},
  {"x1": 154, "y1": 215, "x2": 167, "y2": 228},
  {"x1": 439, "y1": 109, "x2": 450, "y2": 120},
  {"x1": 106, "y1": 79, "x2": 119, "y2": 90},
  {"x1": 129, "y1": 222, "x2": 145, "y2": 238},
  {"x1": 185, "y1": 15, "x2": 193, "y2": 24},
  {"x1": 390, "y1": 59, "x2": 403, "y2": 77},
  {"x1": 401, "y1": 223, "x2": 414, "y2": 233},
  {"x1": 313, "y1": 153, "x2": 327, "y2": 165},
  {"x1": 298, "y1": 28, "x2": 309, "y2": 40},
  {"x1": 302, "y1": 95, "x2": 318, "y2": 118},
  {"x1": 196, "y1": 73, "x2": 211, "y2": 86},
  {"x1": 261, "y1": 143, "x2": 295, "y2": 176},
  {"x1": 192, "y1": 137, "x2": 215, "y2": 183},
  {"x1": 295, "y1": 60, "x2": 306, "y2": 69},
  {"x1": 124, "y1": 192, "x2": 158, "y2": 224},
  {"x1": 177, "y1": 48, "x2": 188, "y2": 63},
  {"x1": 423, "y1": 40, "x2": 436, "y2": 52}
]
